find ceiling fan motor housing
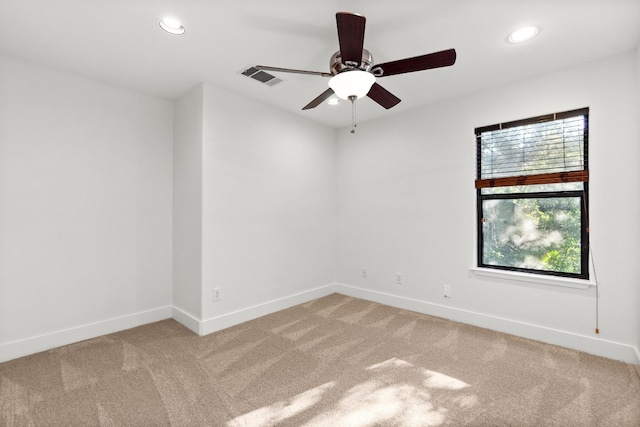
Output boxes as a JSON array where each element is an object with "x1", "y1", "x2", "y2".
[{"x1": 330, "y1": 49, "x2": 374, "y2": 75}]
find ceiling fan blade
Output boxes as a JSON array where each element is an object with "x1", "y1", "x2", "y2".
[
  {"x1": 302, "y1": 88, "x2": 335, "y2": 110},
  {"x1": 367, "y1": 83, "x2": 401, "y2": 109},
  {"x1": 372, "y1": 49, "x2": 457, "y2": 77},
  {"x1": 255, "y1": 65, "x2": 332, "y2": 77},
  {"x1": 336, "y1": 12, "x2": 366, "y2": 66}
]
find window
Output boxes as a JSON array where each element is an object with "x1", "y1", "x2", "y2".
[{"x1": 475, "y1": 108, "x2": 589, "y2": 279}]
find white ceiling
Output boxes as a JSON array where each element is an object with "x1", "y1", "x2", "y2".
[{"x1": 1, "y1": 0, "x2": 639, "y2": 128}]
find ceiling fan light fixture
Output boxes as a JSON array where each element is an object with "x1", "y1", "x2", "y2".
[
  {"x1": 159, "y1": 18, "x2": 186, "y2": 35},
  {"x1": 508, "y1": 26, "x2": 539, "y2": 43},
  {"x1": 328, "y1": 70, "x2": 376, "y2": 100},
  {"x1": 327, "y1": 97, "x2": 341, "y2": 106}
]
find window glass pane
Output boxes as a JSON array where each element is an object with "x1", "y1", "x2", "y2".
[{"x1": 481, "y1": 197, "x2": 582, "y2": 274}]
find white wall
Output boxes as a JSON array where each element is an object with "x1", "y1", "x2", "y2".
[
  {"x1": 2, "y1": 48, "x2": 638, "y2": 364},
  {"x1": 336, "y1": 51, "x2": 640, "y2": 362},
  {"x1": 0, "y1": 55, "x2": 174, "y2": 361},
  {"x1": 637, "y1": 43, "x2": 640, "y2": 360},
  {"x1": 199, "y1": 84, "x2": 337, "y2": 331},
  {"x1": 173, "y1": 84, "x2": 204, "y2": 320}
]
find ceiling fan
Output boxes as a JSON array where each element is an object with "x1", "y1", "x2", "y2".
[{"x1": 255, "y1": 11, "x2": 457, "y2": 131}]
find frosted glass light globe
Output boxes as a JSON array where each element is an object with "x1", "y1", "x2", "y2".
[{"x1": 328, "y1": 71, "x2": 376, "y2": 100}]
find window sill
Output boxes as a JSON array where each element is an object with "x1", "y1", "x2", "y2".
[{"x1": 470, "y1": 267, "x2": 596, "y2": 290}]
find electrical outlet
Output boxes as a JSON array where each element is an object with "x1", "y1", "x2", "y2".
[
  {"x1": 362, "y1": 268, "x2": 368, "y2": 279},
  {"x1": 395, "y1": 273, "x2": 403, "y2": 285},
  {"x1": 443, "y1": 284, "x2": 452, "y2": 298},
  {"x1": 213, "y1": 288, "x2": 221, "y2": 302}
]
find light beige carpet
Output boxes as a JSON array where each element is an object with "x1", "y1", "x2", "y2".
[{"x1": 1, "y1": 293, "x2": 639, "y2": 426}]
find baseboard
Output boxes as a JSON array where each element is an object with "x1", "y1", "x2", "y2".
[
  {"x1": 335, "y1": 283, "x2": 640, "y2": 364},
  {"x1": 198, "y1": 283, "x2": 338, "y2": 336},
  {"x1": 171, "y1": 305, "x2": 202, "y2": 335},
  {"x1": 4, "y1": 287, "x2": 636, "y2": 365},
  {"x1": 1, "y1": 284, "x2": 336, "y2": 364},
  {"x1": 0, "y1": 306, "x2": 172, "y2": 364}
]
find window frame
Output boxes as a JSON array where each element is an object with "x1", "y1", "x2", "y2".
[{"x1": 475, "y1": 108, "x2": 590, "y2": 280}]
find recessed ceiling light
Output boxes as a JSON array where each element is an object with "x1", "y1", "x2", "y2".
[
  {"x1": 159, "y1": 18, "x2": 185, "y2": 35},
  {"x1": 327, "y1": 97, "x2": 341, "y2": 106},
  {"x1": 508, "y1": 26, "x2": 539, "y2": 43}
]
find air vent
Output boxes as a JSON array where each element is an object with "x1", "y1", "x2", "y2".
[{"x1": 240, "y1": 66, "x2": 283, "y2": 86}]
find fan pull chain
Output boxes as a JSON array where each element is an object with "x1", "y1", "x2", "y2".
[{"x1": 349, "y1": 95, "x2": 357, "y2": 134}]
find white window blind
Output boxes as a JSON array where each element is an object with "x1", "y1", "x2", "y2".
[{"x1": 475, "y1": 108, "x2": 589, "y2": 189}]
